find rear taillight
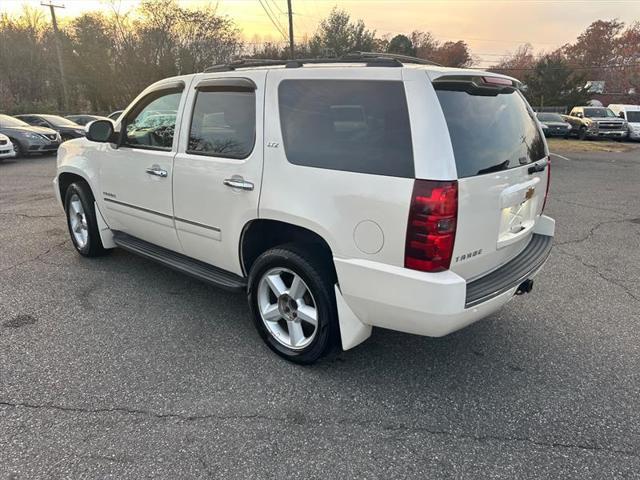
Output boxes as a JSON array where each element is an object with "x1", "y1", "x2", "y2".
[
  {"x1": 541, "y1": 156, "x2": 551, "y2": 213},
  {"x1": 405, "y1": 180, "x2": 458, "y2": 273}
]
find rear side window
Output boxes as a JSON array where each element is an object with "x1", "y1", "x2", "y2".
[
  {"x1": 278, "y1": 80, "x2": 414, "y2": 177},
  {"x1": 188, "y1": 89, "x2": 256, "y2": 159},
  {"x1": 435, "y1": 87, "x2": 545, "y2": 178}
]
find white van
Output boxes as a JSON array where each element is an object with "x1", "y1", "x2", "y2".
[{"x1": 608, "y1": 104, "x2": 640, "y2": 140}]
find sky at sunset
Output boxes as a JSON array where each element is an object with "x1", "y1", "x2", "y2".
[{"x1": 2, "y1": 0, "x2": 639, "y2": 67}]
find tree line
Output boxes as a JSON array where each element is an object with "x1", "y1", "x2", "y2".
[{"x1": 0, "y1": 1, "x2": 638, "y2": 114}]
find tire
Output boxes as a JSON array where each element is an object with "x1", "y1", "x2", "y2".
[
  {"x1": 578, "y1": 126, "x2": 588, "y2": 140},
  {"x1": 64, "y1": 182, "x2": 107, "y2": 257},
  {"x1": 247, "y1": 244, "x2": 340, "y2": 364},
  {"x1": 10, "y1": 140, "x2": 25, "y2": 158}
]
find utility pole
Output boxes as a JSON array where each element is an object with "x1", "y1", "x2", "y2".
[
  {"x1": 41, "y1": 1, "x2": 69, "y2": 111},
  {"x1": 287, "y1": 0, "x2": 294, "y2": 59}
]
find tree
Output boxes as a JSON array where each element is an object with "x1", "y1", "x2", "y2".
[
  {"x1": 308, "y1": 7, "x2": 376, "y2": 57},
  {"x1": 410, "y1": 31, "x2": 473, "y2": 67},
  {"x1": 411, "y1": 30, "x2": 439, "y2": 61},
  {"x1": 432, "y1": 40, "x2": 473, "y2": 67},
  {"x1": 491, "y1": 43, "x2": 536, "y2": 77},
  {"x1": 523, "y1": 55, "x2": 590, "y2": 109},
  {"x1": 387, "y1": 34, "x2": 415, "y2": 56}
]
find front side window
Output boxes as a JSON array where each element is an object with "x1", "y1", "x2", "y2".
[
  {"x1": 278, "y1": 80, "x2": 414, "y2": 178},
  {"x1": 187, "y1": 88, "x2": 256, "y2": 159},
  {"x1": 124, "y1": 88, "x2": 182, "y2": 150}
]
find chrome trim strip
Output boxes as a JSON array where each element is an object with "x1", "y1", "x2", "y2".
[
  {"x1": 174, "y1": 216, "x2": 221, "y2": 232},
  {"x1": 103, "y1": 197, "x2": 173, "y2": 219},
  {"x1": 103, "y1": 198, "x2": 221, "y2": 232}
]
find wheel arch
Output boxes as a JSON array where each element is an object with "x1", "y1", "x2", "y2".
[
  {"x1": 240, "y1": 219, "x2": 337, "y2": 278},
  {"x1": 58, "y1": 170, "x2": 92, "y2": 203}
]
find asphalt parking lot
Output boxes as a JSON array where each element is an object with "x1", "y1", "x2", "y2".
[{"x1": 1, "y1": 144, "x2": 639, "y2": 479}]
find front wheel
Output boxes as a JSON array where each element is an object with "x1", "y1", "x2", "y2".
[
  {"x1": 64, "y1": 182, "x2": 108, "y2": 257},
  {"x1": 248, "y1": 245, "x2": 340, "y2": 364}
]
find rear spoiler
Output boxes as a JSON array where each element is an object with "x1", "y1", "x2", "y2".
[{"x1": 433, "y1": 75, "x2": 522, "y2": 96}]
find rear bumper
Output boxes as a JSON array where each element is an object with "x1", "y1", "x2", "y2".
[{"x1": 335, "y1": 215, "x2": 555, "y2": 338}]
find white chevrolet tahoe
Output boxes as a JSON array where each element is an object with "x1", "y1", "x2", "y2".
[{"x1": 54, "y1": 54, "x2": 554, "y2": 363}]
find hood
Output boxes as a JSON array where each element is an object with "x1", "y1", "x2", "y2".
[{"x1": 0, "y1": 125, "x2": 58, "y2": 135}]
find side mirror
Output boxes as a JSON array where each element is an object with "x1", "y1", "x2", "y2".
[
  {"x1": 619, "y1": 112, "x2": 625, "y2": 119},
  {"x1": 86, "y1": 119, "x2": 115, "y2": 143}
]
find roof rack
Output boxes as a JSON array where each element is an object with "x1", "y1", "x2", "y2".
[{"x1": 203, "y1": 51, "x2": 442, "y2": 73}]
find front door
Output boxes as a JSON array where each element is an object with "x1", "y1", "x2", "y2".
[
  {"x1": 172, "y1": 71, "x2": 266, "y2": 276},
  {"x1": 98, "y1": 81, "x2": 190, "y2": 252}
]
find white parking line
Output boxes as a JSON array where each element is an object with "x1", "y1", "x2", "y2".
[{"x1": 549, "y1": 152, "x2": 572, "y2": 162}]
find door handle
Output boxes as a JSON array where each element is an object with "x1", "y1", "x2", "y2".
[
  {"x1": 223, "y1": 177, "x2": 254, "y2": 191},
  {"x1": 146, "y1": 166, "x2": 168, "y2": 178}
]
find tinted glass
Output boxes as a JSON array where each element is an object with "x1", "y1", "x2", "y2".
[
  {"x1": 537, "y1": 113, "x2": 563, "y2": 122},
  {"x1": 40, "y1": 115, "x2": 79, "y2": 127},
  {"x1": 125, "y1": 90, "x2": 181, "y2": 149},
  {"x1": 0, "y1": 115, "x2": 31, "y2": 127},
  {"x1": 435, "y1": 88, "x2": 546, "y2": 178},
  {"x1": 584, "y1": 108, "x2": 616, "y2": 118},
  {"x1": 627, "y1": 111, "x2": 640, "y2": 123},
  {"x1": 188, "y1": 89, "x2": 255, "y2": 159},
  {"x1": 278, "y1": 80, "x2": 414, "y2": 178}
]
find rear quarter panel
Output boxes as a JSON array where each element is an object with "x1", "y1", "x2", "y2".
[{"x1": 260, "y1": 67, "x2": 416, "y2": 267}]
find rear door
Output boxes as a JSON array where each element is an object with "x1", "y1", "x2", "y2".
[
  {"x1": 172, "y1": 71, "x2": 266, "y2": 276},
  {"x1": 431, "y1": 74, "x2": 549, "y2": 280}
]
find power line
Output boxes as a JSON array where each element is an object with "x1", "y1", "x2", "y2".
[
  {"x1": 41, "y1": 0, "x2": 68, "y2": 111},
  {"x1": 269, "y1": 0, "x2": 285, "y2": 15},
  {"x1": 257, "y1": 0, "x2": 288, "y2": 40}
]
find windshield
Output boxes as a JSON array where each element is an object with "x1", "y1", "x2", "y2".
[
  {"x1": 626, "y1": 111, "x2": 640, "y2": 123},
  {"x1": 0, "y1": 114, "x2": 30, "y2": 128},
  {"x1": 435, "y1": 88, "x2": 546, "y2": 178},
  {"x1": 537, "y1": 113, "x2": 564, "y2": 122},
  {"x1": 39, "y1": 115, "x2": 79, "y2": 127},
  {"x1": 583, "y1": 108, "x2": 617, "y2": 118}
]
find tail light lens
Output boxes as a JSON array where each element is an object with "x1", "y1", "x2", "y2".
[
  {"x1": 541, "y1": 156, "x2": 551, "y2": 213},
  {"x1": 405, "y1": 180, "x2": 458, "y2": 272}
]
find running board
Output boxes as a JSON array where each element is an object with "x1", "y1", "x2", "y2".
[{"x1": 112, "y1": 232, "x2": 246, "y2": 292}]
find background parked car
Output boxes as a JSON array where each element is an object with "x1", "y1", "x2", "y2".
[
  {"x1": 0, "y1": 114, "x2": 60, "y2": 157},
  {"x1": 563, "y1": 106, "x2": 627, "y2": 140},
  {"x1": 536, "y1": 112, "x2": 572, "y2": 138},
  {"x1": 15, "y1": 114, "x2": 85, "y2": 141},
  {"x1": 108, "y1": 110, "x2": 124, "y2": 121},
  {"x1": 608, "y1": 104, "x2": 640, "y2": 141},
  {"x1": 65, "y1": 114, "x2": 110, "y2": 126},
  {"x1": 0, "y1": 132, "x2": 17, "y2": 160}
]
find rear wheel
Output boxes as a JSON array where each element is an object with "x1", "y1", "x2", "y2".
[
  {"x1": 248, "y1": 245, "x2": 339, "y2": 364},
  {"x1": 64, "y1": 182, "x2": 107, "y2": 257}
]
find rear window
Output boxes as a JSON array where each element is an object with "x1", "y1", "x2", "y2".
[
  {"x1": 278, "y1": 80, "x2": 414, "y2": 177},
  {"x1": 436, "y1": 87, "x2": 546, "y2": 178},
  {"x1": 537, "y1": 113, "x2": 563, "y2": 122}
]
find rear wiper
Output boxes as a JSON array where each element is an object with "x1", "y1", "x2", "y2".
[{"x1": 477, "y1": 160, "x2": 510, "y2": 175}]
